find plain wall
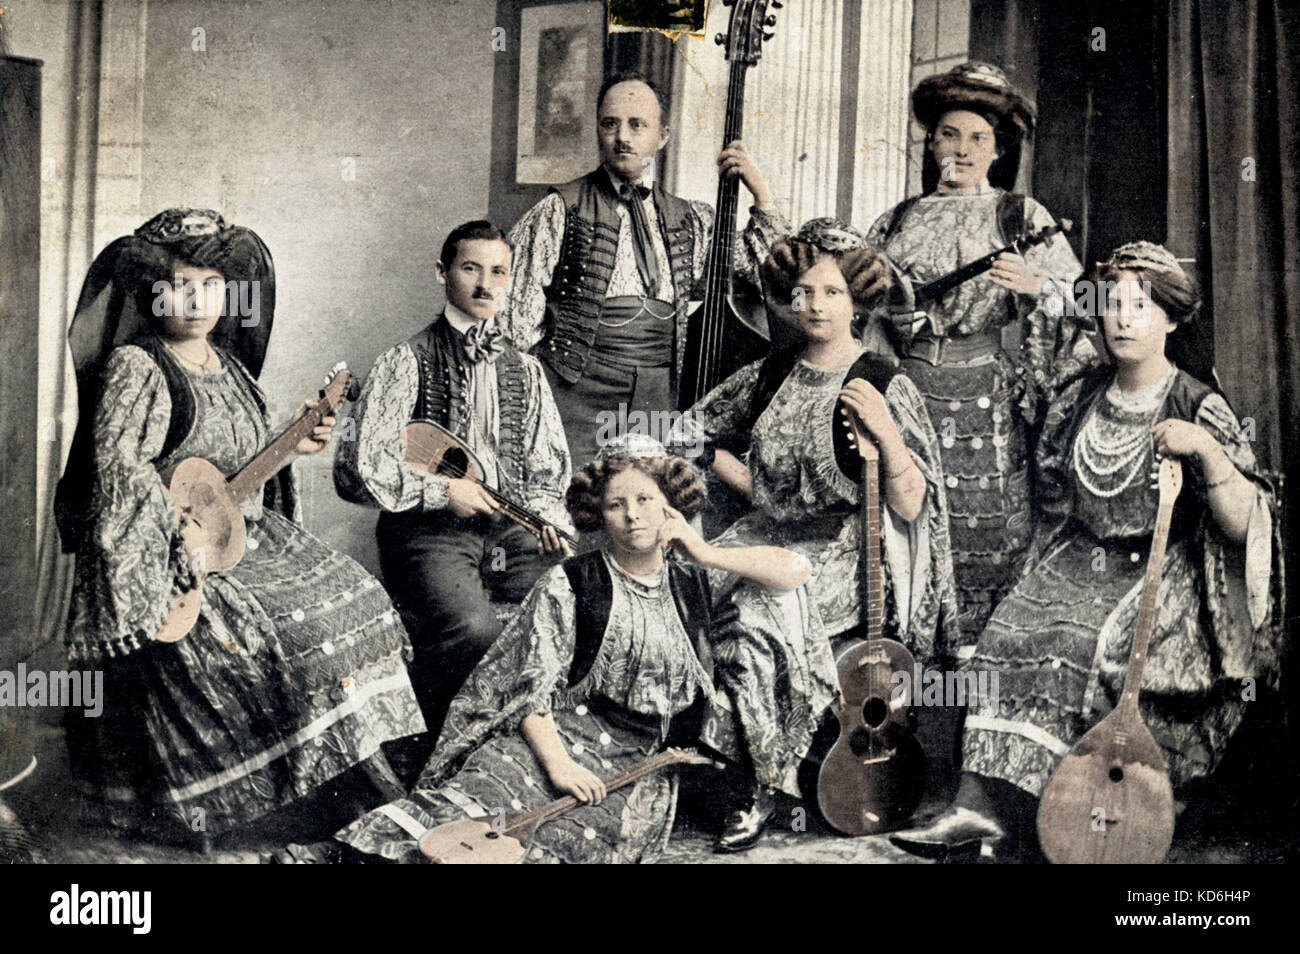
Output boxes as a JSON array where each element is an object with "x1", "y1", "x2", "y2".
[{"x1": 134, "y1": 0, "x2": 499, "y2": 573}]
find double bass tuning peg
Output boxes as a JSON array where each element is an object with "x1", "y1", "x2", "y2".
[
  {"x1": 716, "y1": 33, "x2": 726, "y2": 45},
  {"x1": 771, "y1": 1, "x2": 784, "y2": 8},
  {"x1": 763, "y1": 31, "x2": 775, "y2": 40}
]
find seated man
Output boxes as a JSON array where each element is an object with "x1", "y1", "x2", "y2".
[{"x1": 336, "y1": 220, "x2": 574, "y2": 755}]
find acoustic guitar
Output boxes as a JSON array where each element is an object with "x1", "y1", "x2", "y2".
[
  {"x1": 676, "y1": 0, "x2": 783, "y2": 411},
  {"x1": 154, "y1": 363, "x2": 356, "y2": 643},
  {"x1": 419, "y1": 748, "x2": 716, "y2": 864},
  {"x1": 1036, "y1": 457, "x2": 1181, "y2": 864},
  {"x1": 816, "y1": 411, "x2": 925, "y2": 835},
  {"x1": 400, "y1": 420, "x2": 578, "y2": 547}
]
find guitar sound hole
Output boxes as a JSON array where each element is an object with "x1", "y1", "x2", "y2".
[
  {"x1": 443, "y1": 449, "x2": 469, "y2": 478},
  {"x1": 861, "y1": 697, "x2": 888, "y2": 729},
  {"x1": 1109, "y1": 766, "x2": 1124, "y2": 783}
]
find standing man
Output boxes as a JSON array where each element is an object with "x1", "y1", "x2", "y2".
[
  {"x1": 335, "y1": 220, "x2": 573, "y2": 755},
  {"x1": 500, "y1": 71, "x2": 790, "y2": 466}
]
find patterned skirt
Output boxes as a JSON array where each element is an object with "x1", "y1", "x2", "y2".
[
  {"x1": 334, "y1": 700, "x2": 678, "y2": 863},
  {"x1": 67, "y1": 510, "x2": 425, "y2": 839},
  {"x1": 961, "y1": 528, "x2": 1244, "y2": 797},
  {"x1": 901, "y1": 352, "x2": 1030, "y2": 641}
]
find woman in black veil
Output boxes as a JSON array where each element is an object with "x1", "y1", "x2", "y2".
[{"x1": 56, "y1": 209, "x2": 425, "y2": 847}]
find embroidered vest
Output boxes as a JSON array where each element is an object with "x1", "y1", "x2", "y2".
[
  {"x1": 540, "y1": 169, "x2": 697, "y2": 383},
  {"x1": 407, "y1": 316, "x2": 532, "y2": 500}
]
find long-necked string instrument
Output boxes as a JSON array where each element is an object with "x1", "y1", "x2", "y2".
[
  {"x1": 677, "y1": 0, "x2": 782, "y2": 411},
  {"x1": 1037, "y1": 456, "x2": 1182, "y2": 864},
  {"x1": 816, "y1": 412, "x2": 925, "y2": 834},
  {"x1": 912, "y1": 218, "x2": 1074, "y2": 307},
  {"x1": 419, "y1": 748, "x2": 716, "y2": 863},
  {"x1": 400, "y1": 420, "x2": 577, "y2": 546},
  {"x1": 155, "y1": 363, "x2": 356, "y2": 642}
]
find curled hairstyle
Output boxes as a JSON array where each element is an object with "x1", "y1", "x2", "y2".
[
  {"x1": 566, "y1": 457, "x2": 706, "y2": 533},
  {"x1": 438, "y1": 219, "x2": 511, "y2": 271},
  {"x1": 762, "y1": 238, "x2": 891, "y2": 311}
]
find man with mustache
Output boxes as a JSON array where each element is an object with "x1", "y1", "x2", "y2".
[
  {"x1": 499, "y1": 72, "x2": 790, "y2": 467},
  {"x1": 336, "y1": 220, "x2": 573, "y2": 766}
]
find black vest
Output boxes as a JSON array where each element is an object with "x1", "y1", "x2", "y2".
[
  {"x1": 54, "y1": 335, "x2": 295, "y2": 553},
  {"x1": 539, "y1": 169, "x2": 697, "y2": 383},
  {"x1": 562, "y1": 549, "x2": 714, "y2": 690},
  {"x1": 405, "y1": 316, "x2": 532, "y2": 501},
  {"x1": 1058, "y1": 366, "x2": 1218, "y2": 538}
]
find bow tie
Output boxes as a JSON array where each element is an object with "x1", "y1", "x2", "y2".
[
  {"x1": 461, "y1": 322, "x2": 506, "y2": 364},
  {"x1": 618, "y1": 181, "x2": 652, "y2": 203}
]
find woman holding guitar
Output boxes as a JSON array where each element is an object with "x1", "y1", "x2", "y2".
[
  {"x1": 57, "y1": 210, "x2": 424, "y2": 846},
  {"x1": 291, "y1": 435, "x2": 810, "y2": 863},
  {"x1": 891, "y1": 242, "x2": 1283, "y2": 862},
  {"x1": 670, "y1": 219, "x2": 960, "y2": 851}
]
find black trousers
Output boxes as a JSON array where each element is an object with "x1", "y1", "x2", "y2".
[{"x1": 377, "y1": 512, "x2": 561, "y2": 750}]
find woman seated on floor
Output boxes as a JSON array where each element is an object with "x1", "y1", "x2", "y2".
[{"x1": 279, "y1": 434, "x2": 810, "y2": 863}]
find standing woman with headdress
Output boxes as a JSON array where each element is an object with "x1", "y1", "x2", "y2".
[
  {"x1": 865, "y1": 62, "x2": 1090, "y2": 641},
  {"x1": 56, "y1": 209, "x2": 425, "y2": 846},
  {"x1": 891, "y1": 243, "x2": 1283, "y2": 860}
]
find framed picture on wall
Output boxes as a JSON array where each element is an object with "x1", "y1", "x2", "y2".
[{"x1": 515, "y1": 1, "x2": 605, "y2": 184}]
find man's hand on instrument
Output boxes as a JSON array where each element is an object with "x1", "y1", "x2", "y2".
[
  {"x1": 537, "y1": 524, "x2": 570, "y2": 556},
  {"x1": 987, "y1": 251, "x2": 1046, "y2": 296},
  {"x1": 292, "y1": 403, "x2": 336, "y2": 455},
  {"x1": 546, "y1": 755, "x2": 607, "y2": 805},
  {"x1": 717, "y1": 139, "x2": 772, "y2": 209},
  {"x1": 445, "y1": 477, "x2": 500, "y2": 518}
]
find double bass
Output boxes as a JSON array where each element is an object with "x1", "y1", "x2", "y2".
[
  {"x1": 676, "y1": 0, "x2": 783, "y2": 411},
  {"x1": 815, "y1": 411, "x2": 926, "y2": 834}
]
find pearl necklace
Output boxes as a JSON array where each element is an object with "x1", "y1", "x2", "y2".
[{"x1": 1072, "y1": 369, "x2": 1175, "y2": 499}]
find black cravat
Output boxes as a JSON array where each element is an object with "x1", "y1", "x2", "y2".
[{"x1": 618, "y1": 181, "x2": 661, "y2": 299}]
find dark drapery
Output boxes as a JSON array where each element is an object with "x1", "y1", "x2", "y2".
[{"x1": 1167, "y1": 0, "x2": 1298, "y2": 477}]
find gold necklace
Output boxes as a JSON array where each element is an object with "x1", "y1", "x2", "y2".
[{"x1": 166, "y1": 340, "x2": 217, "y2": 373}]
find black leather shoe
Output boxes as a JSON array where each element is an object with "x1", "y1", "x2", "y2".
[
  {"x1": 889, "y1": 806, "x2": 1003, "y2": 860},
  {"x1": 715, "y1": 784, "x2": 776, "y2": 854}
]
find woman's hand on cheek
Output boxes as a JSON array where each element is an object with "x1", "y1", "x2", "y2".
[{"x1": 656, "y1": 505, "x2": 708, "y2": 561}]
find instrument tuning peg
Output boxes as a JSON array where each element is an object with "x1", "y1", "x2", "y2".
[
  {"x1": 765, "y1": 15, "x2": 777, "y2": 25},
  {"x1": 345, "y1": 379, "x2": 362, "y2": 402},
  {"x1": 715, "y1": 32, "x2": 726, "y2": 45},
  {"x1": 763, "y1": 31, "x2": 775, "y2": 40},
  {"x1": 771, "y1": 1, "x2": 784, "y2": 8}
]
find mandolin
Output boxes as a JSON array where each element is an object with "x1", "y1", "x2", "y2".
[
  {"x1": 400, "y1": 420, "x2": 577, "y2": 547},
  {"x1": 912, "y1": 218, "x2": 1074, "y2": 307},
  {"x1": 1036, "y1": 457, "x2": 1181, "y2": 864},
  {"x1": 676, "y1": 0, "x2": 782, "y2": 411},
  {"x1": 154, "y1": 363, "x2": 356, "y2": 643},
  {"x1": 419, "y1": 748, "x2": 717, "y2": 863},
  {"x1": 816, "y1": 412, "x2": 926, "y2": 835}
]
